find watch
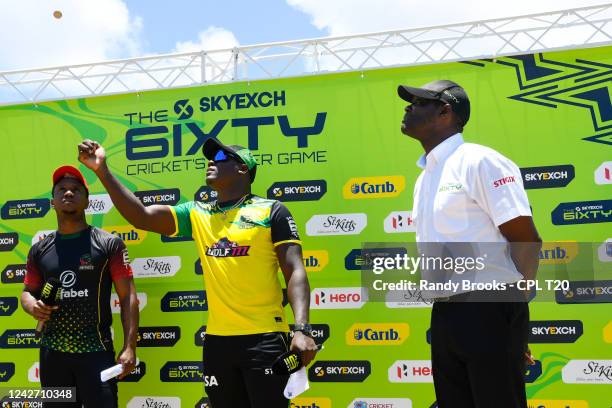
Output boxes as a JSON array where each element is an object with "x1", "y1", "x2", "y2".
[{"x1": 293, "y1": 323, "x2": 313, "y2": 337}]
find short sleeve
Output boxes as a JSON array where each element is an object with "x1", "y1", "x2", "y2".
[
  {"x1": 24, "y1": 246, "x2": 43, "y2": 292},
  {"x1": 168, "y1": 201, "x2": 195, "y2": 238},
  {"x1": 108, "y1": 237, "x2": 133, "y2": 282},
  {"x1": 468, "y1": 152, "x2": 532, "y2": 227},
  {"x1": 270, "y1": 201, "x2": 301, "y2": 247}
]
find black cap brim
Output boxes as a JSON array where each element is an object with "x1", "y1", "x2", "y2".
[
  {"x1": 202, "y1": 138, "x2": 231, "y2": 160},
  {"x1": 397, "y1": 85, "x2": 440, "y2": 103}
]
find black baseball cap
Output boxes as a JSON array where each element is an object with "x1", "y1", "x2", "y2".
[
  {"x1": 202, "y1": 138, "x2": 257, "y2": 183},
  {"x1": 398, "y1": 79, "x2": 470, "y2": 126}
]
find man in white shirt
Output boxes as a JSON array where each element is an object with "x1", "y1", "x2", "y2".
[{"x1": 398, "y1": 80, "x2": 542, "y2": 408}]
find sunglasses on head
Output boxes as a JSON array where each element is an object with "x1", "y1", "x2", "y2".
[{"x1": 213, "y1": 150, "x2": 235, "y2": 162}]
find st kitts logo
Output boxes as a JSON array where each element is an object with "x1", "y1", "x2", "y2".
[
  {"x1": 103, "y1": 225, "x2": 148, "y2": 244},
  {"x1": 290, "y1": 398, "x2": 331, "y2": 408},
  {"x1": 539, "y1": 241, "x2": 578, "y2": 264},
  {"x1": 137, "y1": 326, "x2": 180, "y2": 347},
  {"x1": 1, "y1": 264, "x2": 26, "y2": 284},
  {"x1": 85, "y1": 194, "x2": 114, "y2": 215},
  {"x1": 348, "y1": 398, "x2": 412, "y2": 408},
  {"x1": 127, "y1": 397, "x2": 181, "y2": 408},
  {"x1": 527, "y1": 400, "x2": 588, "y2": 408},
  {"x1": 306, "y1": 214, "x2": 367, "y2": 236},
  {"x1": 346, "y1": 323, "x2": 409, "y2": 346},
  {"x1": 1, "y1": 199, "x2": 50, "y2": 219},
  {"x1": 551, "y1": 200, "x2": 612, "y2": 225},
  {"x1": 0, "y1": 329, "x2": 40, "y2": 348},
  {"x1": 562, "y1": 360, "x2": 612, "y2": 384},
  {"x1": 161, "y1": 291, "x2": 207, "y2": 312},
  {"x1": 267, "y1": 180, "x2": 327, "y2": 201},
  {"x1": 308, "y1": 361, "x2": 371, "y2": 382},
  {"x1": 384, "y1": 211, "x2": 415, "y2": 233},
  {"x1": 195, "y1": 186, "x2": 218, "y2": 203},
  {"x1": 529, "y1": 320, "x2": 583, "y2": 343},
  {"x1": 290, "y1": 324, "x2": 331, "y2": 344},
  {"x1": 520, "y1": 165, "x2": 575, "y2": 189},
  {"x1": 118, "y1": 361, "x2": 146, "y2": 382},
  {"x1": 343, "y1": 176, "x2": 405, "y2": 199},
  {"x1": 135, "y1": 188, "x2": 181, "y2": 206},
  {"x1": 0, "y1": 362, "x2": 15, "y2": 382},
  {"x1": 594, "y1": 161, "x2": 612, "y2": 184},
  {"x1": 0, "y1": 298, "x2": 18, "y2": 316},
  {"x1": 556, "y1": 280, "x2": 612, "y2": 304},
  {"x1": 0, "y1": 233, "x2": 19, "y2": 251},
  {"x1": 311, "y1": 288, "x2": 367, "y2": 309},
  {"x1": 345, "y1": 247, "x2": 407, "y2": 270},
  {"x1": 302, "y1": 250, "x2": 329, "y2": 272},
  {"x1": 131, "y1": 256, "x2": 181, "y2": 278},
  {"x1": 206, "y1": 238, "x2": 250, "y2": 257},
  {"x1": 389, "y1": 360, "x2": 433, "y2": 383}
]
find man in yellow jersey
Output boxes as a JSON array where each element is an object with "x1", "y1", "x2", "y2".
[{"x1": 78, "y1": 137, "x2": 318, "y2": 407}]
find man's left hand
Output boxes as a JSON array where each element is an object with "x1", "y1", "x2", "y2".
[
  {"x1": 117, "y1": 347, "x2": 136, "y2": 379},
  {"x1": 290, "y1": 332, "x2": 318, "y2": 367}
]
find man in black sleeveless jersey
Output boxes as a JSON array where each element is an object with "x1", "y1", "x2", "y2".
[{"x1": 20, "y1": 166, "x2": 139, "y2": 408}]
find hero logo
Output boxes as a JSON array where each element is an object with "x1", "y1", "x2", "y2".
[
  {"x1": 266, "y1": 180, "x2": 327, "y2": 202},
  {"x1": 31, "y1": 230, "x2": 54, "y2": 245},
  {"x1": 1, "y1": 199, "x2": 50, "y2": 220},
  {"x1": 206, "y1": 238, "x2": 250, "y2": 257},
  {"x1": 389, "y1": 360, "x2": 433, "y2": 383},
  {"x1": 126, "y1": 397, "x2": 180, "y2": 408},
  {"x1": 348, "y1": 398, "x2": 412, "y2": 408},
  {"x1": 111, "y1": 292, "x2": 148, "y2": 313},
  {"x1": 562, "y1": 360, "x2": 612, "y2": 384},
  {"x1": 551, "y1": 200, "x2": 612, "y2": 225},
  {"x1": 0, "y1": 362, "x2": 15, "y2": 382},
  {"x1": 343, "y1": 176, "x2": 405, "y2": 199},
  {"x1": 28, "y1": 362, "x2": 40, "y2": 382},
  {"x1": 311, "y1": 288, "x2": 367, "y2": 309},
  {"x1": 131, "y1": 256, "x2": 181, "y2": 278},
  {"x1": 0, "y1": 232, "x2": 19, "y2": 252},
  {"x1": 306, "y1": 214, "x2": 367, "y2": 236},
  {"x1": 85, "y1": 194, "x2": 114, "y2": 215},
  {"x1": 598, "y1": 239, "x2": 612, "y2": 262},
  {"x1": 1, "y1": 264, "x2": 26, "y2": 284},
  {"x1": 384, "y1": 211, "x2": 415, "y2": 233},
  {"x1": 520, "y1": 165, "x2": 575, "y2": 189},
  {"x1": 594, "y1": 161, "x2": 612, "y2": 185},
  {"x1": 135, "y1": 188, "x2": 181, "y2": 206}
]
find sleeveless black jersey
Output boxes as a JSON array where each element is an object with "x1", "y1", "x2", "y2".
[{"x1": 25, "y1": 226, "x2": 132, "y2": 353}]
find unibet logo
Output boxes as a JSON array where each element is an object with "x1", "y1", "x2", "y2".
[
  {"x1": 302, "y1": 250, "x2": 329, "y2": 272},
  {"x1": 527, "y1": 399, "x2": 588, "y2": 407},
  {"x1": 346, "y1": 323, "x2": 409, "y2": 346},
  {"x1": 103, "y1": 226, "x2": 148, "y2": 245},
  {"x1": 343, "y1": 176, "x2": 405, "y2": 199},
  {"x1": 290, "y1": 398, "x2": 332, "y2": 408},
  {"x1": 538, "y1": 241, "x2": 578, "y2": 264}
]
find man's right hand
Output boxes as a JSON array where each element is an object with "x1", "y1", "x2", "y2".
[
  {"x1": 30, "y1": 300, "x2": 58, "y2": 322},
  {"x1": 78, "y1": 139, "x2": 107, "y2": 173}
]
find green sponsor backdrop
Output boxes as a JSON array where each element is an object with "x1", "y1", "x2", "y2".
[{"x1": 1, "y1": 44, "x2": 611, "y2": 407}]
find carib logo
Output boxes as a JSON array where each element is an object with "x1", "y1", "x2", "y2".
[{"x1": 343, "y1": 176, "x2": 405, "y2": 199}]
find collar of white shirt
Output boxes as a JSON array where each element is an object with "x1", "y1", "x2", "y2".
[{"x1": 416, "y1": 132, "x2": 464, "y2": 171}]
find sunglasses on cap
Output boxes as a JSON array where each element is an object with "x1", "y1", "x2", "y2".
[{"x1": 213, "y1": 150, "x2": 237, "y2": 162}]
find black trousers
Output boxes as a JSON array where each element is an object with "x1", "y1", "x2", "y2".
[
  {"x1": 202, "y1": 332, "x2": 290, "y2": 408},
  {"x1": 431, "y1": 299, "x2": 529, "y2": 408},
  {"x1": 39, "y1": 347, "x2": 118, "y2": 408}
]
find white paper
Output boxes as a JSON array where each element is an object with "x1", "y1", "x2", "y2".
[{"x1": 283, "y1": 366, "x2": 309, "y2": 399}]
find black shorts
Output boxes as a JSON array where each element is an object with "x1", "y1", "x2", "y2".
[
  {"x1": 39, "y1": 347, "x2": 118, "y2": 408},
  {"x1": 202, "y1": 332, "x2": 290, "y2": 408}
]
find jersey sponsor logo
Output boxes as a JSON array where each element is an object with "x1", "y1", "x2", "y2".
[
  {"x1": 526, "y1": 400, "x2": 588, "y2": 408},
  {"x1": 556, "y1": 280, "x2": 612, "y2": 304},
  {"x1": 0, "y1": 362, "x2": 15, "y2": 382},
  {"x1": 194, "y1": 325, "x2": 206, "y2": 346},
  {"x1": 343, "y1": 176, "x2": 405, "y2": 199},
  {"x1": 437, "y1": 182, "x2": 462, "y2": 193},
  {"x1": 230, "y1": 214, "x2": 267, "y2": 229},
  {"x1": 137, "y1": 327, "x2": 181, "y2": 347},
  {"x1": 562, "y1": 360, "x2": 612, "y2": 384},
  {"x1": 267, "y1": 180, "x2": 327, "y2": 201},
  {"x1": 0, "y1": 329, "x2": 40, "y2": 348},
  {"x1": 78, "y1": 253, "x2": 95, "y2": 271},
  {"x1": 309, "y1": 360, "x2": 371, "y2": 382},
  {"x1": 384, "y1": 211, "x2": 415, "y2": 233},
  {"x1": 598, "y1": 239, "x2": 612, "y2": 262},
  {"x1": 132, "y1": 256, "x2": 181, "y2": 278},
  {"x1": 525, "y1": 360, "x2": 543, "y2": 383},
  {"x1": 311, "y1": 288, "x2": 367, "y2": 309},
  {"x1": 0, "y1": 298, "x2": 18, "y2": 316},
  {"x1": 205, "y1": 238, "x2": 250, "y2": 257},
  {"x1": 161, "y1": 291, "x2": 207, "y2": 312},
  {"x1": 1, "y1": 264, "x2": 26, "y2": 284},
  {"x1": 135, "y1": 188, "x2": 181, "y2": 206},
  {"x1": 529, "y1": 320, "x2": 583, "y2": 343},
  {"x1": 28, "y1": 362, "x2": 39, "y2": 382},
  {"x1": 492, "y1": 175, "x2": 516, "y2": 188},
  {"x1": 1, "y1": 199, "x2": 50, "y2": 220},
  {"x1": 604, "y1": 321, "x2": 612, "y2": 344},
  {"x1": 344, "y1": 247, "x2": 407, "y2": 271},
  {"x1": 348, "y1": 398, "x2": 412, "y2": 408},
  {"x1": 539, "y1": 241, "x2": 578, "y2": 264},
  {"x1": 520, "y1": 165, "x2": 575, "y2": 189},
  {"x1": 551, "y1": 200, "x2": 612, "y2": 225},
  {"x1": 0, "y1": 232, "x2": 19, "y2": 251},
  {"x1": 195, "y1": 186, "x2": 218, "y2": 203},
  {"x1": 346, "y1": 323, "x2": 409, "y2": 346},
  {"x1": 385, "y1": 289, "x2": 433, "y2": 309},
  {"x1": 306, "y1": 214, "x2": 367, "y2": 236},
  {"x1": 290, "y1": 397, "x2": 331, "y2": 408},
  {"x1": 594, "y1": 161, "x2": 612, "y2": 185},
  {"x1": 103, "y1": 226, "x2": 148, "y2": 245},
  {"x1": 59, "y1": 270, "x2": 77, "y2": 288},
  {"x1": 126, "y1": 396, "x2": 181, "y2": 408},
  {"x1": 289, "y1": 324, "x2": 330, "y2": 344},
  {"x1": 195, "y1": 397, "x2": 211, "y2": 408},
  {"x1": 85, "y1": 193, "x2": 114, "y2": 214},
  {"x1": 117, "y1": 361, "x2": 146, "y2": 382},
  {"x1": 389, "y1": 360, "x2": 433, "y2": 383},
  {"x1": 31, "y1": 230, "x2": 54, "y2": 245},
  {"x1": 302, "y1": 250, "x2": 329, "y2": 272},
  {"x1": 160, "y1": 361, "x2": 208, "y2": 383},
  {"x1": 111, "y1": 292, "x2": 148, "y2": 313}
]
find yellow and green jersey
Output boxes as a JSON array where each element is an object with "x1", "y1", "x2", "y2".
[{"x1": 169, "y1": 194, "x2": 301, "y2": 335}]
